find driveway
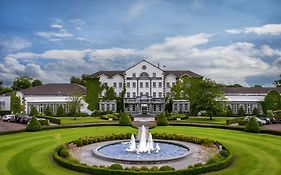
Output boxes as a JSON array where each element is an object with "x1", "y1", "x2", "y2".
[
  {"x1": 0, "y1": 121, "x2": 26, "y2": 132},
  {"x1": 262, "y1": 124, "x2": 281, "y2": 132}
]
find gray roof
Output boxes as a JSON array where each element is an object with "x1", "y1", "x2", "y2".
[
  {"x1": 89, "y1": 71, "x2": 124, "y2": 78},
  {"x1": 20, "y1": 83, "x2": 86, "y2": 96},
  {"x1": 223, "y1": 87, "x2": 281, "y2": 94},
  {"x1": 164, "y1": 70, "x2": 203, "y2": 78}
]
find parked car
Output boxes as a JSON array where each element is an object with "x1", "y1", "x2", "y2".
[
  {"x1": 21, "y1": 116, "x2": 32, "y2": 124},
  {"x1": 244, "y1": 116, "x2": 267, "y2": 125},
  {"x1": 270, "y1": 117, "x2": 278, "y2": 124},
  {"x1": 9, "y1": 115, "x2": 16, "y2": 122},
  {"x1": 259, "y1": 117, "x2": 271, "y2": 124},
  {"x1": 2, "y1": 115, "x2": 15, "y2": 122}
]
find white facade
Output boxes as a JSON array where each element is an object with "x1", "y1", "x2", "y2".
[{"x1": 0, "y1": 94, "x2": 11, "y2": 111}]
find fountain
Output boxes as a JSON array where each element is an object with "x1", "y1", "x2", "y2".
[{"x1": 126, "y1": 125, "x2": 160, "y2": 154}]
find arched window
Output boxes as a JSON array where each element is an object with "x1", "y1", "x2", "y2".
[{"x1": 140, "y1": 72, "x2": 149, "y2": 77}]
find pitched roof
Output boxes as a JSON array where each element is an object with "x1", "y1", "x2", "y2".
[
  {"x1": 124, "y1": 60, "x2": 163, "y2": 72},
  {"x1": 89, "y1": 71, "x2": 124, "y2": 78},
  {"x1": 20, "y1": 83, "x2": 86, "y2": 96},
  {"x1": 223, "y1": 87, "x2": 281, "y2": 94},
  {"x1": 164, "y1": 70, "x2": 203, "y2": 78}
]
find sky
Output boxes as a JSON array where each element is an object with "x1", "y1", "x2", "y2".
[{"x1": 0, "y1": 0, "x2": 280, "y2": 87}]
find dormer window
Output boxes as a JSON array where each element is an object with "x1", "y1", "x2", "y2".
[{"x1": 132, "y1": 73, "x2": 136, "y2": 77}]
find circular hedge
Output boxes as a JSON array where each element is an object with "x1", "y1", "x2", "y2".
[{"x1": 53, "y1": 133, "x2": 233, "y2": 175}]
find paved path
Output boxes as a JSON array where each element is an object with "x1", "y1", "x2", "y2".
[
  {"x1": 0, "y1": 121, "x2": 26, "y2": 132},
  {"x1": 262, "y1": 124, "x2": 281, "y2": 132}
]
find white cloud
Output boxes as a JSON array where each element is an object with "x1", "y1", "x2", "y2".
[
  {"x1": 128, "y1": 0, "x2": 150, "y2": 20},
  {"x1": 225, "y1": 24, "x2": 281, "y2": 36},
  {"x1": 51, "y1": 24, "x2": 63, "y2": 29},
  {"x1": 36, "y1": 31, "x2": 73, "y2": 39},
  {"x1": 69, "y1": 18, "x2": 85, "y2": 25},
  {"x1": 0, "y1": 37, "x2": 31, "y2": 53},
  {"x1": 90, "y1": 48, "x2": 137, "y2": 59}
]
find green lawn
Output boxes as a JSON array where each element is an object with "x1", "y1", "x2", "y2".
[
  {"x1": 174, "y1": 117, "x2": 233, "y2": 124},
  {"x1": 58, "y1": 117, "x2": 116, "y2": 124},
  {"x1": 0, "y1": 126, "x2": 281, "y2": 175}
]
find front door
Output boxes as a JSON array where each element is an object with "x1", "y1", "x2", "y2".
[{"x1": 141, "y1": 106, "x2": 147, "y2": 114}]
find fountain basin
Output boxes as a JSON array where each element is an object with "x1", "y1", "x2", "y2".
[{"x1": 92, "y1": 139, "x2": 192, "y2": 164}]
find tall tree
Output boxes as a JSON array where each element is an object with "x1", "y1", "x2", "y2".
[
  {"x1": 70, "y1": 75, "x2": 87, "y2": 86},
  {"x1": 260, "y1": 90, "x2": 281, "y2": 113},
  {"x1": 273, "y1": 74, "x2": 281, "y2": 87},
  {"x1": 67, "y1": 92, "x2": 83, "y2": 120},
  {"x1": 32, "y1": 79, "x2": 43, "y2": 87},
  {"x1": 44, "y1": 106, "x2": 53, "y2": 116},
  {"x1": 192, "y1": 79, "x2": 226, "y2": 120},
  {"x1": 10, "y1": 93, "x2": 22, "y2": 114},
  {"x1": 85, "y1": 77, "x2": 103, "y2": 110},
  {"x1": 104, "y1": 87, "x2": 116, "y2": 100},
  {"x1": 56, "y1": 105, "x2": 65, "y2": 117},
  {"x1": 226, "y1": 84, "x2": 243, "y2": 87},
  {"x1": 12, "y1": 76, "x2": 32, "y2": 90}
]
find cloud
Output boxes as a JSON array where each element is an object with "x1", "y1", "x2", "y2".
[
  {"x1": 128, "y1": 0, "x2": 150, "y2": 20},
  {"x1": 51, "y1": 24, "x2": 63, "y2": 29},
  {"x1": 0, "y1": 36, "x2": 31, "y2": 53},
  {"x1": 1, "y1": 33, "x2": 280, "y2": 86},
  {"x1": 225, "y1": 24, "x2": 281, "y2": 36},
  {"x1": 36, "y1": 31, "x2": 73, "y2": 39}
]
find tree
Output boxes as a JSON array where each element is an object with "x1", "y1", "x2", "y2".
[
  {"x1": 273, "y1": 74, "x2": 281, "y2": 87},
  {"x1": 226, "y1": 84, "x2": 243, "y2": 87},
  {"x1": 254, "y1": 85, "x2": 262, "y2": 88},
  {"x1": 26, "y1": 116, "x2": 42, "y2": 132},
  {"x1": 67, "y1": 92, "x2": 83, "y2": 120},
  {"x1": 30, "y1": 106, "x2": 39, "y2": 116},
  {"x1": 10, "y1": 93, "x2": 22, "y2": 114},
  {"x1": 85, "y1": 78, "x2": 103, "y2": 110},
  {"x1": 104, "y1": 87, "x2": 116, "y2": 100},
  {"x1": 32, "y1": 79, "x2": 42, "y2": 87},
  {"x1": 157, "y1": 112, "x2": 168, "y2": 126},
  {"x1": 118, "y1": 112, "x2": 131, "y2": 126},
  {"x1": 0, "y1": 86, "x2": 12, "y2": 94},
  {"x1": 260, "y1": 90, "x2": 281, "y2": 113},
  {"x1": 245, "y1": 117, "x2": 260, "y2": 133},
  {"x1": 252, "y1": 107, "x2": 259, "y2": 116},
  {"x1": 44, "y1": 106, "x2": 53, "y2": 116},
  {"x1": 226, "y1": 105, "x2": 233, "y2": 117},
  {"x1": 56, "y1": 105, "x2": 65, "y2": 117},
  {"x1": 238, "y1": 106, "x2": 245, "y2": 117},
  {"x1": 12, "y1": 76, "x2": 32, "y2": 90},
  {"x1": 165, "y1": 98, "x2": 173, "y2": 113},
  {"x1": 70, "y1": 76, "x2": 86, "y2": 86},
  {"x1": 192, "y1": 79, "x2": 226, "y2": 120},
  {"x1": 117, "y1": 85, "x2": 126, "y2": 112}
]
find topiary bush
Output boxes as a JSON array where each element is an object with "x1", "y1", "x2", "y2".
[
  {"x1": 118, "y1": 112, "x2": 131, "y2": 126},
  {"x1": 245, "y1": 117, "x2": 260, "y2": 133},
  {"x1": 44, "y1": 106, "x2": 53, "y2": 116},
  {"x1": 26, "y1": 116, "x2": 42, "y2": 132},
  {"x1": 238, "y1": 106, "x2": 245, "y2": 117},
  {"x1": 59, "y1": 148, "x2": 70, "y2": 159},
  {"x1": 56, "y1": 105, "x2": 65, "y2": 117},
  {"x1": 157, "y1": 112, "x2": 168, "y2": 126},
  {"x1": 29, "y1": 106, "x2": 39, "y2": 116},
  {"x1": 159, "y1": 166, "x2": 174, "y2": 171},
  {"x1": 219, "y1": 150, "x2": 230, "y2": 158},
  {"x1": 109, "y1": 164, "x2": 123, "y2": 170}
]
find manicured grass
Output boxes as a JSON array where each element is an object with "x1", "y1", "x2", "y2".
[
  {"x1": 0, "y1": 126, "x2": 281, "y2": 175},
  {"x1": 58, "y1": 117, "x2": 115, "y2": 124},
  {"x1": 177, "y1": 117, "x2": 235, "y2": 124}
]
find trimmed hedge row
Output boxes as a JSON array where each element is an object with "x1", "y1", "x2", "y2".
[
  {"x1": 226, "y1": 118, "x2": 240, "y2": 125},
  {"x1": 37, "y1": 116, "x2": 61, "y2": 125},
  {"x1": 53, "y1": 133, "x2": 233, "y2": 175}
]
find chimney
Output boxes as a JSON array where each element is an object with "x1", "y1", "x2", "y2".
[{"x1": 157, "y1": 62, "x2": 160, "y2": 68}]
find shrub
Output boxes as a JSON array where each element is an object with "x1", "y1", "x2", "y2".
[
  {"x1": 29, "y1": 106, "x2": 39, "y2": 116},
  {"x1": 38, "y1": 119, "x2": 49, "y2": 125},
  {"x1": 101, "y1": 114, "x2": 118, "y2": 120},
  {"x1": 159, "y1": 165, "x2": 174, "y2": 171},
  {"x1": 168, "y1": 113, "x2": 188, "y2": 120},
  {"x1": 238, "y1": 106, "x2": 245, "y2": 117},
  {"x1": 219, "y1": 150, "x2": 230, "y2": 158},
  {"x1": 238, "y1": 120, "x2": 247, "y2": 126},
  {"x1": 73, "y1": 138, "x2": 83, "y2": 146},
  {"x1": 59, "y1": 148, "x2": 70, "y2": 159},
  {"x1": 140, "y1": 166, "x2": 149, "y2": 171},
  {"x1": 157, "y1": 112, "x2": 168, "y2": 126},
  {"x1": 226, "y1": 105, "x2": 233, "y2": 117},
  {"x1": 26, "y1": 116, "x2": 42, "y2": 132},
  {"x1": 245, "y1": 117, "x2": 260, "y2": 133},
  {"x1": 118, "y1": 112, "x2": 131, "y2": 126},
  {"x1": 226, "y1": 118, "x2": 239, "y2": 125},
  {"x1": 44, "y1": 106, "x2": 53, "y2": 116},
  {"x1": 56, "y1": 105, "x2": 65, "y2": 117},
  {"x1": 252, "y1": 107, "x2": 259, "y2": 116},
  {"x1": 150, "y1": 166, "x2": 159, "y2": 171},
  {"x1": 109, "y1": 164, "x2": 123, "y2": 170}
]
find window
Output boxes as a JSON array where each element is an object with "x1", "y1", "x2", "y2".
[
  {"x1": 127, "y1": 82, "x2": 130, "y2": 88},
  {"x1": 158, "y1": 92, "x2": 162, "y2": 97},
  {"x1": 179, "y1": 104, "x2": 183, "y2": 111},
  {"x1": 113, "y1": 83, "x2": 117, "y2": 88},
  {"x1": 132, "y1": 82, "x2": 136, "y2": 88},
  {"x1": 107, "y1": 104, "x2": 110, "y2": 110},
  {"x1": 140, "y1": 92, "x2": 143, "y2": 96},
  {"x1": 166, "y1": 82, "x2": 170, "y2": 88},
  {"x1": 158, "y1": 82, "x2": 162, "y2": 88},
  {"x1": 153, "y1": 92, "x2": 156, "y2": 97},
  {"x1": 140, "y1": 82, "x2": 143, "y2": 88},
  {"x1": 174, "y1": 103, "x2": 177, "y2": 111},
  {"x1": 140, "y1": 72, "x2": 149, "y2": 77},
  {"x1": 103, "y1": 83, "x2": 108, "y2": 87},
  {"x1": 101, "y1": 104, "x2": 105, "y2": 111},
  {"x1": 145, "y1": 82, "x2": 149, "y2": 88},
  {"x1": 153, "y1": 104, "x2": 157, "y2": 111},
  {"x1": 146, "y1": 92, "x2": 149, "y2": 96},
  {"x1": 132, "y1": 104, "x2": 136, "y2": 111},
  {"x1": 127, "y1": 92, "x2": 130, "y2": 98},
  {"x1": 0, "y1": 101, "x2": 5, "y2": 110},
  {"x1": 159, "y1": 104, "x2": 162, "y2": 111},
  {"x1": 153, "y1": 73, "x2": 156, "y2": 77},
  {"x1": 132, "y1": 73, "x2": 136, "y2": 77},
  {"x1": 112, "y1": 104, "x2": 116, "y2": 111},
  {"x1": 185, "y1": 104, "x2": 188, "y2": 111},
  {"x1": 142, "y1": 65, "x2": 146, "y2": 70},
  {"x1": 119, "y1": 82, "x2": 122, "y2": 88},
  {"x1": 133, "y1": 92, "x2": 136, "y2": 97},
  {"x1": 172, "y1": 82, "x2": 176, "y2": 87},
  {"x1": 153, "y1": 82, "x2": 156, "y2": 88}
]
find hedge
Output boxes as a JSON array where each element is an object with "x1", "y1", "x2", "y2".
[
  {"x1": 0, "y1": 110, "x2": 11, "y2": 116},
  {"x1": 53, "y1": 133, "x2": 233, "y2": 175},
  {"x1": 226, "y1": 118, "x2": 240, "y2": 125},
  {"x1": 37, "y1": 116, "x2": 61, "y2": 125}
]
